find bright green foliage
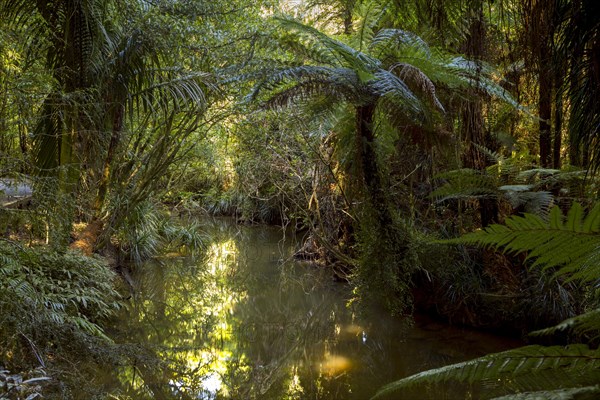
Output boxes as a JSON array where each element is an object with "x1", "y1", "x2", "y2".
[
  {"x1": 1, "y1": 0, "x2": 212, "y2": 248},
  {"x1": 114, "y1": 199, "x2": 206, "y2": 264},
  {"x1": 371, "y1": 344, "x2": 600, "y2": 399},
  {"x1": 250, "y1": 16, "x2": 513, "y2": 123},
  {"x1": 0, "y1": 240, "x2": 121, "y2": 343},
  {"x1": 449, "y1": 203, "x2": 600, "y2": 283}
]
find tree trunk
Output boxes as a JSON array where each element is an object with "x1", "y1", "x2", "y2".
[
  {"x1": 461, "y1": 0, "x2": 498, "y2": 227},
  {"x1": 356, "y1": 104, "x2": 392, "y2": 227},
  {"x1": 95, "y1": 104, "x2": 124, "y2": 212},
  {"x1": 537, "y1": 3, "x2": 553, "y2": 168},
  {"x1": 342, "y1": 0, "x2": 355, "y2": 35},
  {"x1": 553, "y1": 70, "x2": 563, "y2": 169}
]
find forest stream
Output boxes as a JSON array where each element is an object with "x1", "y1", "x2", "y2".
[{"x1": 88, "y1": 218, "x2": 521, "y2": 399}]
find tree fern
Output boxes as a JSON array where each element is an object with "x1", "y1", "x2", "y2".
[
  {"x1": 371, "y1": 345, "x2": 600, "y2": 399},
  {"x1": 447, "y1": 202, "x2": 600, "y2": 283},
  {"x1": 490, "y1": 386, "x2": 600, "y2": 400},
  {"x1": 530, "y1": 308, "x2": 600, "y2": 342}
]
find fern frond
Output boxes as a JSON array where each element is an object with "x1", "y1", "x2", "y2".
[
  {"x1": 256, "y1": 67, "x2": 366, "y2": 109},
  {"x1": 274, "y1": 16, "x2": 380, "y2": 72},
  {"x1": 517, "y1": 168, "x2": 561, "y2": 182},
  {"x1": 371, "y1": 345, "x2": 600, "y2": 399},
  {"x1": 430, "y1": 168, "x2": 498, "y2": 201},
  {"x1": 490, "y1": 386, "x2": 600, "y2": 400},
  {"x1": 530, "y1": 308, "x2": 600, "y2": 341},
  {"x1": 389, "y1": 63, "x2": 444, "y2": 112},
  {"x1": 371, "y1": 69, "x2": 423, "y2": 115},
  {"x1": 246, "y1": 66, "x2": 343, "y2": 102},
  {"x1": 527, "y1": 169, "x2": 590, "y2": 198},
  {"x1": 446, "y1": 203, "x2": 600, "y2": 283},
  {"x1": 351, "y1": 1, "x2": 386, "y2": 53},
  {"x1": 370, "y1": 28, "x2": 432, "y2": 59},
  {"x1": 500, "y1": 187, "x2": 554, "y2": 216},
  {"x1": 474, "y1": 143, "x2": 505, "y2": 165}
]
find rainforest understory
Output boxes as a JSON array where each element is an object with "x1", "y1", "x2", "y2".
[{"x1": 1, "y1": 0, "x2": 600, "y2": 398}]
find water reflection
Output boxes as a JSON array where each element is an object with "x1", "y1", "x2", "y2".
[{"x1": 104, "y1": 218, "x2": 519, "y2": 399}]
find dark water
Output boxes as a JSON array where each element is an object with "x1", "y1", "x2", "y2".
[{"x1": 104, "y1": 218, "x2": 520, "y2": 399}]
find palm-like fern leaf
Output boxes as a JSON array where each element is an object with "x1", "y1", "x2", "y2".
[
  {"x1": 275, "y1": 16, "x2": 380, "y2": 73},
  {"x1": 371, "y1": 345, "x2": 600, "y2": 399},
  {"x1": 371, "y1": 69, "x2": 424, "y2": 115},
  {"x1": 517, "y1": 168, "x2": 562, "y2": 182},
  {"x1": 500, "y1": 187, "x2": 554, "y2": 216},
  {"x1": 370, "y1": 28, "x2": 433, "y2": 59},
  {"x1": 447, "y1": 203, "x2": 600, "y2": 283},
  {"x1": 491, "y1": 386, "x2": 600, "y2": 400},
  {"x1": 388, "y1": 62, "x2": 445, "y2": 112},
  {"x1": 351, "y1": 0, "x2": 386, "y2": 53},
  {"x1": 430, "y1": 168, "x2": 498, "y2": 201},
  {"x1": 246, "y1": 66, "x2": 359, "y2": 104},
  {"x1": 530, "y1": 308, "x2": 600, "y2": 341}
]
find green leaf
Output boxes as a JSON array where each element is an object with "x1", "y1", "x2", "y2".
[
  {"x1": 530, "y1": 309, "x2": 600, "y2": 341},
  {"x1": 443, "y1": 203, "x2": 600, "y2": 284},
  {"x1": 371, "y1": 345, "x2": 600, "y2": 399},
  {"x1": 491, "y1": 386, "x2": 600, "y2": 400}
]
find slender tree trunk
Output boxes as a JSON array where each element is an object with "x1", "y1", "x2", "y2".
[
  {"x1": 568, "y1": 41, "x2": 584, "y2": 167},
  {"x1": 553, "y1": 70, "x2": 563, "y2": 169},
  {"x1": 96, "y1": 105, "x2": 124, "y2": 212},
  {"x1": 461, "y1": 0, "x2": 498, "y2": 227},
  {"x1": 18, "y1": 124, "x2": 27, "y2": 157},
  {"x1": 39, "y1": 1, "x2": 91, "y2": 246},
  {"x1": 568, "y1": 0, "x2": 584, "y2": 167},
  {"x1": 538, "y1": 72, "x2": 552, "y2": 168},
  {"x1": 537, "y1": 3, "x2": 553, "y2": 168},
  {"x1": 342, "y1": 0, "x2": 355, "y2": 35}
]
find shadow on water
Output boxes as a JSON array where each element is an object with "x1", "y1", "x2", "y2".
[{"x1": 100, "y1": 218, "x2": 521, "y2": 399}]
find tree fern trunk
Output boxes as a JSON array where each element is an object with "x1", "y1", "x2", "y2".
[
  {"x1": 342, "y1": 0, "x2": 355, "y2": 35},
  {"x1": 356, "y1": 104, "x2": 392, "y2": 227},
  {"x1": 354, "y1": 103, "x2": 413, "y2": 314}
]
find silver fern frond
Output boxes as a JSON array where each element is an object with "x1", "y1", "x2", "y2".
[
  {"x1": 490, "y1": 386, "x2": 600, "y2": 400},
  {"x1": 448, "y1": 203, "x2": 600, "y2": 283},
  {"x1": 371, "y1": 345, "x2": 600, "y2": 399}
]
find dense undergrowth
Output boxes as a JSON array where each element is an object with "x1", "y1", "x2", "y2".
[{"x1": 0, "y1": 241, "x2": 121, "y2": 397}]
